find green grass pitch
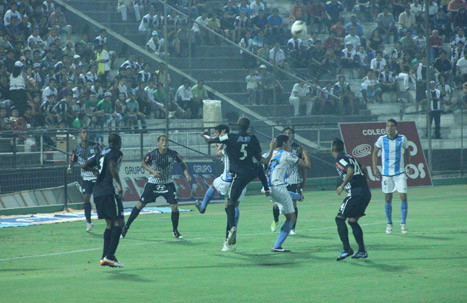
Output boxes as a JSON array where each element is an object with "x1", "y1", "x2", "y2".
[{"x1": 1, "y1": 184, "x2": 466, "y2": 303}]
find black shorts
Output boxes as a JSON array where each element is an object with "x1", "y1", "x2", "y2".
[
  {"x1": 230, "y1": 173, "x2": 257, "y2": 202},
  {"x1": 286, "y1": 184, "x2": 300, "y2": 200},
  {"x1": 94, "y1": 194, "x2": 124, "y2": 220},
  {"x1": 337, "y1": 187, "x2": 371, "y2": 218},
  {"x1": 140, "y1": 182, "x2": 178, "y2": 205},
  {"x1": 80, "y1": 180, "x2": 96, "y2": 195}
]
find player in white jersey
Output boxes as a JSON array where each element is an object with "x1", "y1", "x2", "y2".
[
  {"x1": 271, "y1": 127, "x2": 306, "y2": 234},
  {"x1": 372, "y1": 119, "x2": 414, "y2": 234},
  {"x1": 267, "y1": 135, "x2": 310, "y2": 252},
  {"x1": 196, "y1": 124, "x2": 245, "y2": 214}
]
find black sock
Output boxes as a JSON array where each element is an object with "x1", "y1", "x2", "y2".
[
  {"x1": 84, "y1": 202, "x2": 92, "y2": 223},
  {"x1": 349, "y1": 221, "x2": 365, "y2": 252},
  {"x1": 226, "y1": 204, "x2": 236, "y2": 232},
  {"x1": 273, "y1": 206, "x2": 280, "y2": 223},
  {"x1": 335, "y1": 217, "x2": 350, "y2": 251},
  {"x1": 225, "y1": 208, "x2": 230, "y2": 238},
  {"x1": 126, "y1": 206, "x2": 141, "y2": 229},
  {"x1": 102, "y1": 228, "x2": 111, "y2": 259},
  {"x1": 106, "y1": 226, "x2": 122, "y2": 259},
  {"x1": 293, "y1": 207, "x2": 298, "y2": 229},
  {"x1": 171, "y1": 211, "x2": 179, "y2": 231}
]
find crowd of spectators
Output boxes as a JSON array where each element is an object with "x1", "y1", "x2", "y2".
[{"x1": 1, "y1": 0, "x2": 466, "y2": 146}]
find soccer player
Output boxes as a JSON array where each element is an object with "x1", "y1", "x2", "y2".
[
  {"x1": 268, "y1": 135, "x2": 310, "y2": 252},
  {"x1": 67, "y1": 127, "x2": 101, "y2": 232},
  {"x1": 82, "y1": 133, "x2": 125, "y2": 267},
  {"x1": 122, "y1": 135, "x2": 192, "y2": 239},
  {"x1": 271, "y1": 127, "x2": 306, "y2": 234},
  {"x1": 372, "y1": 119, "x2": 414, "y2": 234},
  {"x1": 195, "y1": 124, "x2": 245, "y2": 216},
  {"x1": 331, "y1": 138, "x2": 371, "y2": 261},
  {"x1": 202, "y1": 117, "x2": 275, "y2": 251}
]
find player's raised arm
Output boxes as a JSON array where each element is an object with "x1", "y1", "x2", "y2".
[
  {"x1": 297, "y1": 147, "x2": 311, "y2": 169},
  {"x1": 259, "y1": 138, "x2": 277, "y2": 165},
  {"x1": 141, "y1": 155, "x2": 160, "y2": 178}
]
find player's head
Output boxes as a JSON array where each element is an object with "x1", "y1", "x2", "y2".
[
  {"x1": 108, "y1": 133, "x2": 122, "y2": 150},
  {"x1": 237, "y1": 117, "x2": 250, "y2": 133},
  {"x1": 157, "y1": 134, "x2": 168, "y2": 151},
  {"x1": 331, "y1": 138, "x2": 344, "y2": 156},
  {"x1": 276, "y1": 134, "x2": 291, "y2": 150},
  {"x1": 214, "y1": 124, "x2": 230, "y2": 136},
  {"x1": 79, "y1": 127, "x2": 89, "y2": 142},
  {"x1": 386, "y1": 119, "x2": 397, "y2": 137},
  {"x1": 282, "y1": 127, "x2": 294, "y2": 140}
]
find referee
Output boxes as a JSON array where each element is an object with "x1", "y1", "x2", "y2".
[{"x1": 122, "y1": 135, "x2": 192, "y2": 239}]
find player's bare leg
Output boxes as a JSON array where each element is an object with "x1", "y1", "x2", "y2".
[
  {"x1": 399, "y1": 192, "x2": 408, "y2": 233},
  {"x1": 384, "y1": 193, "x2": 393, "y2": 234}
]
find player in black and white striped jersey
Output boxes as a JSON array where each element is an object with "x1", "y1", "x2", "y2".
[
  {"x1": 67, "y1": 127, "x2": 101, "y2": 232},
  {"x1": 122, "y1": 135, "x2": 192, "y2": 239},
  {"x1": 271, "y1": 127, "x2": 307, "y2": 235}
]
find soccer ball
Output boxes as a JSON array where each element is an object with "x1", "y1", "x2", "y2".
[{"x1": 291, "y1": 20, "x2": 307, "y2": 37}]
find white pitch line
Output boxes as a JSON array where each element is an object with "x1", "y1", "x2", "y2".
[{"x1": 0, "y1": 221, "x2": 388, "y2": 262}]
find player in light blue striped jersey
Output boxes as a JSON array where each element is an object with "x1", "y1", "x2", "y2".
[{"x1": 372, "y1": 119, "x2": 414, "y2": 234}]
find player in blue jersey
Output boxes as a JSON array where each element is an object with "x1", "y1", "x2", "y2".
[
  {"x1": 372, "y1": 119, "x2": 414, "y2": 234},
  {"x1": 67, "y1": 127, "x2": 101, "y2": 232},
  {"x1": 267, "y1": 135, "x2": 310, "y2": 252},
  {"x1": 83, "y1": 133, "x2": 124, "y2": 267},
  {"x1": 332, "y1": 138, "x2": 371, "y2": 261}
]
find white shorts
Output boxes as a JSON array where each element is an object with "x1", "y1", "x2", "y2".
[
  {"x1": 382, "y1": 174, "x2": 407, "y2": 194},
  {"x1": 213, "y1": 176, "x2": 246, "y2": 202},
  {"x1": 270, "y1": 185, "x2": 295, "y2": 214}
]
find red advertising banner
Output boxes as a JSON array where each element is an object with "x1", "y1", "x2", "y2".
[
  {"x1": 339, "y1": 121, "x2": 432, "y2": 188},
  {"x1": 120, "y1": 160, "x2": 221, "y2": 204}
]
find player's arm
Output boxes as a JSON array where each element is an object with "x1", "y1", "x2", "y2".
[
  {"x1": 361, "y1": 163, "x2": 370, "y2": 184},
  {"x1": 201, "y1": 132, "x2": 224, "y2": 145},
  {"x1": 371, "y1": 145, "x2": 381, "y2": 178},
  {"x1": 296, "y1": 147, "x2": 311, "y2": 169},
  {"x1": 403, "y1": 144, "x2": 414, "y2": 175},
  {"x1": 176, "y1": 154, "x2": 192, "y2": 183},
  {"x1": 215, "y1": 144, "x2": 224, "y2": 158},
  {"x1": 337, "y1": 166, "x2": 354, "y2": 195},
  {"x1": 258, "y1": 138, "x2": 277, "y2": 165},
  {"x1": 142, "y1": 159, "x2": 160, "y2": 178},
  {"x1": 109, "y1": 159, "x2": 123, "y2": 197},
  {"x1": 67, "y1": 150, "x2": 77, "y2": 174},
  {"x1": 81, "y1": 155, "x2": 98, "y2": 176}
]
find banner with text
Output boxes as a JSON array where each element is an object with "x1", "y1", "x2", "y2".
[
  {"x1": 339, "y1": 121, "x2": 432, "y2": 188},
  {"x1": 121, "y1": 160, "x2": 221, "y2": 204}
]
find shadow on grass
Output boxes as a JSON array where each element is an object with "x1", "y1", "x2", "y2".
[
  {"x1": 104, "y1": 270, "x2": 152, "y2": 282},
  {"x1": 348, "y1": 260, "x2": 408, "y2": 272},
  {"x1": 403, "y1": 234, "x2": 453, "y2": 241}
]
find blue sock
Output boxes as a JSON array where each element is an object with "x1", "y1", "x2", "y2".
[
  {"x1": 273, "y1": 221, "x2": 294, "y2": 249},
  {"x1": 385, "y1": 202, "x2": 393, "y2": 224},
  {"x1": 401, "y1": 200, "x2": 408, "y2": 224},
  {"x1": 201, "y1": 187, "x2": 215, "y2": 210},
  {"x1": 234, "y1": 206, "x2": 240, "y2": 227},
  {"x1": 288, "y1": 191, "x2": 301, "y2": 201}
]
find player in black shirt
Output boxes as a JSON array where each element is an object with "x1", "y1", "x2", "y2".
[
  {"x1": 83, "y1": 133, "x2": 125, "y2": 267},
  {"x1": 67, "y1": 127, "x2": 101, "y2": 232},
  {"x1": 202, "y1": 117, "x2": 275, "y2": 251},
  {"x1": 331, "y1": 138, "x2": 371, "y2": 261},
  {"x1": 122, "y1": 135, "x2": 191, "y2": 239}
]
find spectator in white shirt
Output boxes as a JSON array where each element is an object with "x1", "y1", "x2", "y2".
[
  {"x1": 360, "y1": 70, "x2": 382, "y2": 103},
  {"x1": 192, "y1": 12, "x2": 209, "y2": 44},
  {"x1": 457, "y1": 52, "x2": 467, "y2": 82},
  {"x1": 289, "y1": 80, "x2": 312, "y2": 117},
  {"x1": 269, "y1": 42, "x2": 286, "y2": 68},
  {"x1": 344, "y1": 27, "x2": 361, "y2": 50},
  {"x1": 370, "y1": 52, "x2": 387, "y2": 75},
  {"x1": 246, "y1": 69, "x2": 259, "y2": 105},
  {"x1": 4, "y1": 3, "x2": 22, "y2": 26},
  {"x1": 175, "y1": 79, "x2": 195, "y2": 118},
  {"x1": 250, "y1": 0, "x2": 265, "y2": 17}
]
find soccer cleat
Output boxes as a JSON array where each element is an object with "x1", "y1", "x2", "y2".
[
  {"x1": 386, "y1": 224, "x2": 393, "y2": 234},
  {"x1": 271, "y1": 221, "x2": 278, "y2": 232},
  {"x1": 173, "y1": 230, "x2": 183, "y2": 239},
  {"x1": 102, "y1": 257, "x2": 124, "y2": 267},
  {"x1": 120, "y1": 225, "x2": 128, "y2": 239},
  {"x1": 401, "y1": 223, "x2": 408, "y2": 234},
  {"x1": 351, "y1": 251, "x2": 368, "y2": 259},
  {"x1": 86, "y1": 222, "x2": 94, "y2": 232},
  {"x1": 221, "y1": 240, "x2": 235, "y2": 252},
  {"x1": 195, "y1": 200, "x2": 205, "y2": 214},
  {"x1": 289, "y1": 229, "x2": 296, "y2": 235},
  {"x1": 226, "y1": 227, "x2": 237, "y2": 245},
  {"x1": 271, "y1": 247, "x2": 291, "y2": 253},
  {"x1": 336, "y1": 248, "x2": 354, "y2": 261},
  {"x1": 99, "y1": 259, "x2": 108, "y2": 266}
]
